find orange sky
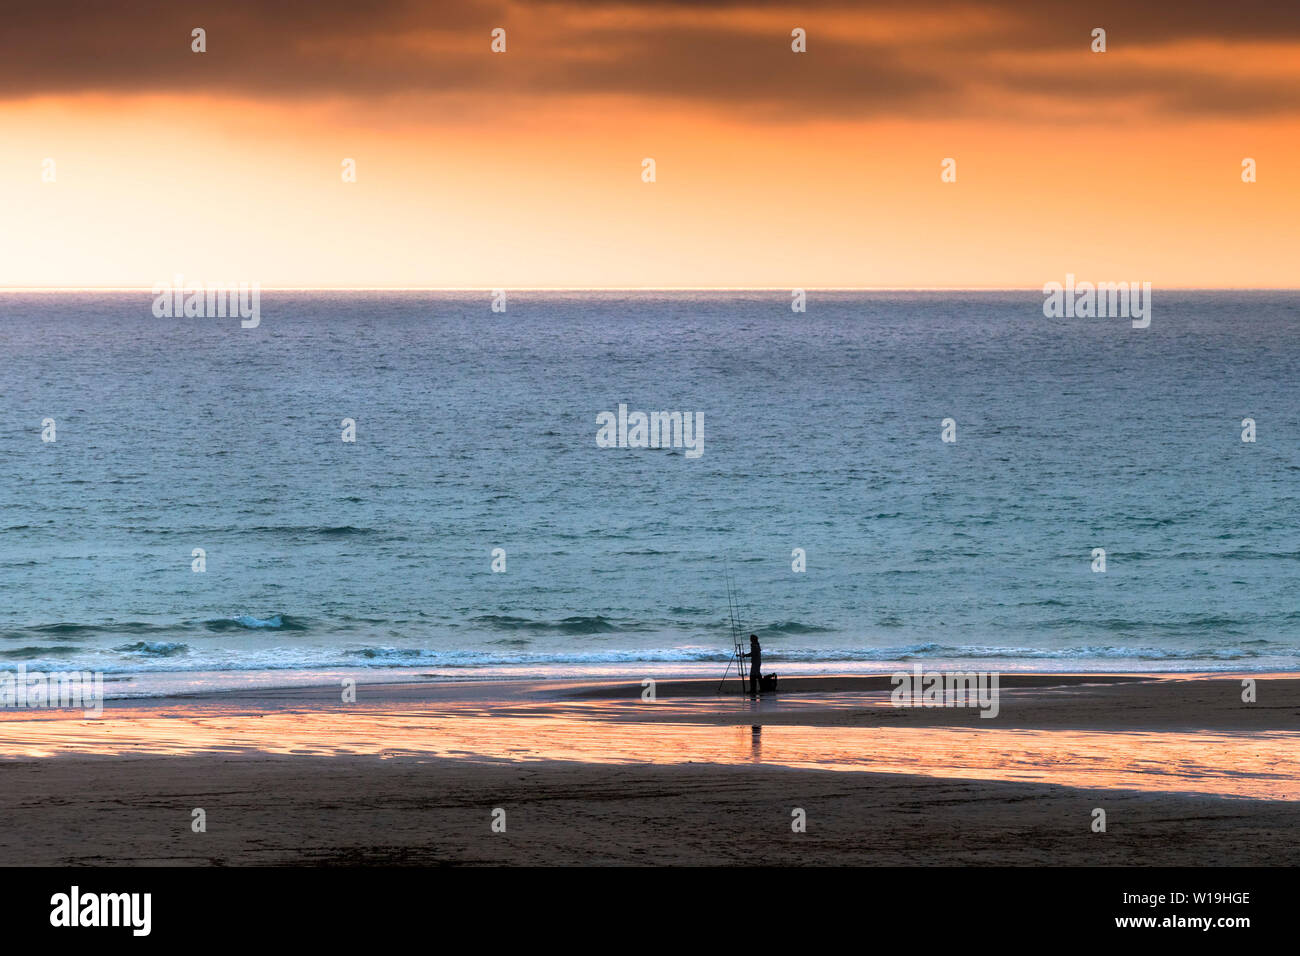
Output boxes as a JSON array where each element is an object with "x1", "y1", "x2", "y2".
[{"x1": 2, "y1": 1, "x2": 1297, "y2": 289}]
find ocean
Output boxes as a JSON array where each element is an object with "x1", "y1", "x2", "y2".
[{"x1": 1, "y1": 290, "x2": 1296, "y2": 694}]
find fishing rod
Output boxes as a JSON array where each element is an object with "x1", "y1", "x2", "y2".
[{"x1": 717, "y1": 561, "x2": 748, "y2": 694}]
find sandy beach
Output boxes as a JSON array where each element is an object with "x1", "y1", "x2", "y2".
[{"x1": 0, "y1": 674, "x2": 1296, "y2": 866}]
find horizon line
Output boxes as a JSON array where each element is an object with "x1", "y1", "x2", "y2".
[{"x1": 3, "y1": 285, "x2": 1299, "y2": 293}]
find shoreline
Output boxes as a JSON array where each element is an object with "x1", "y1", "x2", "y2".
[
  {"x1": 51, "y1": 664, "x2": 1300, "y2": 703},
  {"x1": 1, "y1": 673, "x2": 1295, "y2": 865},
  {"x1": 66, "y1": 668, "x2": 1300, "y2": 708}
]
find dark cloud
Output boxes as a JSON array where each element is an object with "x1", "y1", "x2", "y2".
[
  {"x1": 573, "y1": 0, "x2": 1300, "y2": 44},
  {"x1": 0, "y1": 0, "x2": 1296, "y2": 118},
  {"x1": 996, "y1": 64, "x2": 1300, "y2": 118}
]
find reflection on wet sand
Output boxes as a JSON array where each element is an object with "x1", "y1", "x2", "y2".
[{"x1": 0, "y1": 688, "x2": 1295, "y2": 801}]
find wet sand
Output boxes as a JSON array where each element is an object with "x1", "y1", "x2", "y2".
[{"x1": 0, "y1": 674, "x2": 1295, "y2": 865}]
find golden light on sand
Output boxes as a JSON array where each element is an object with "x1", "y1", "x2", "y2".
[{"x1": 2, "y1": 696, "x2": 1296, "y2": 801}]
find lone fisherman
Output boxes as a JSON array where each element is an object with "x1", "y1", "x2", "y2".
[{"x1": 742, "y1": 634, "x2": 762, "y2": 697}]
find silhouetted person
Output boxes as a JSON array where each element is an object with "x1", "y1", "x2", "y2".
[{"x1": 742, "y1": 634, "x2": 762, "y2": 697}]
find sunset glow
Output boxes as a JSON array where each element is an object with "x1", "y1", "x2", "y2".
[{"x1": 3, "y1": 1, "x2": 1297, "y2": 288}]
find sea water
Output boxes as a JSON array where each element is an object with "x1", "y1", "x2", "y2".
[{"x1": 1, "y1": 290, "x2": 1296, "y2": 693}]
